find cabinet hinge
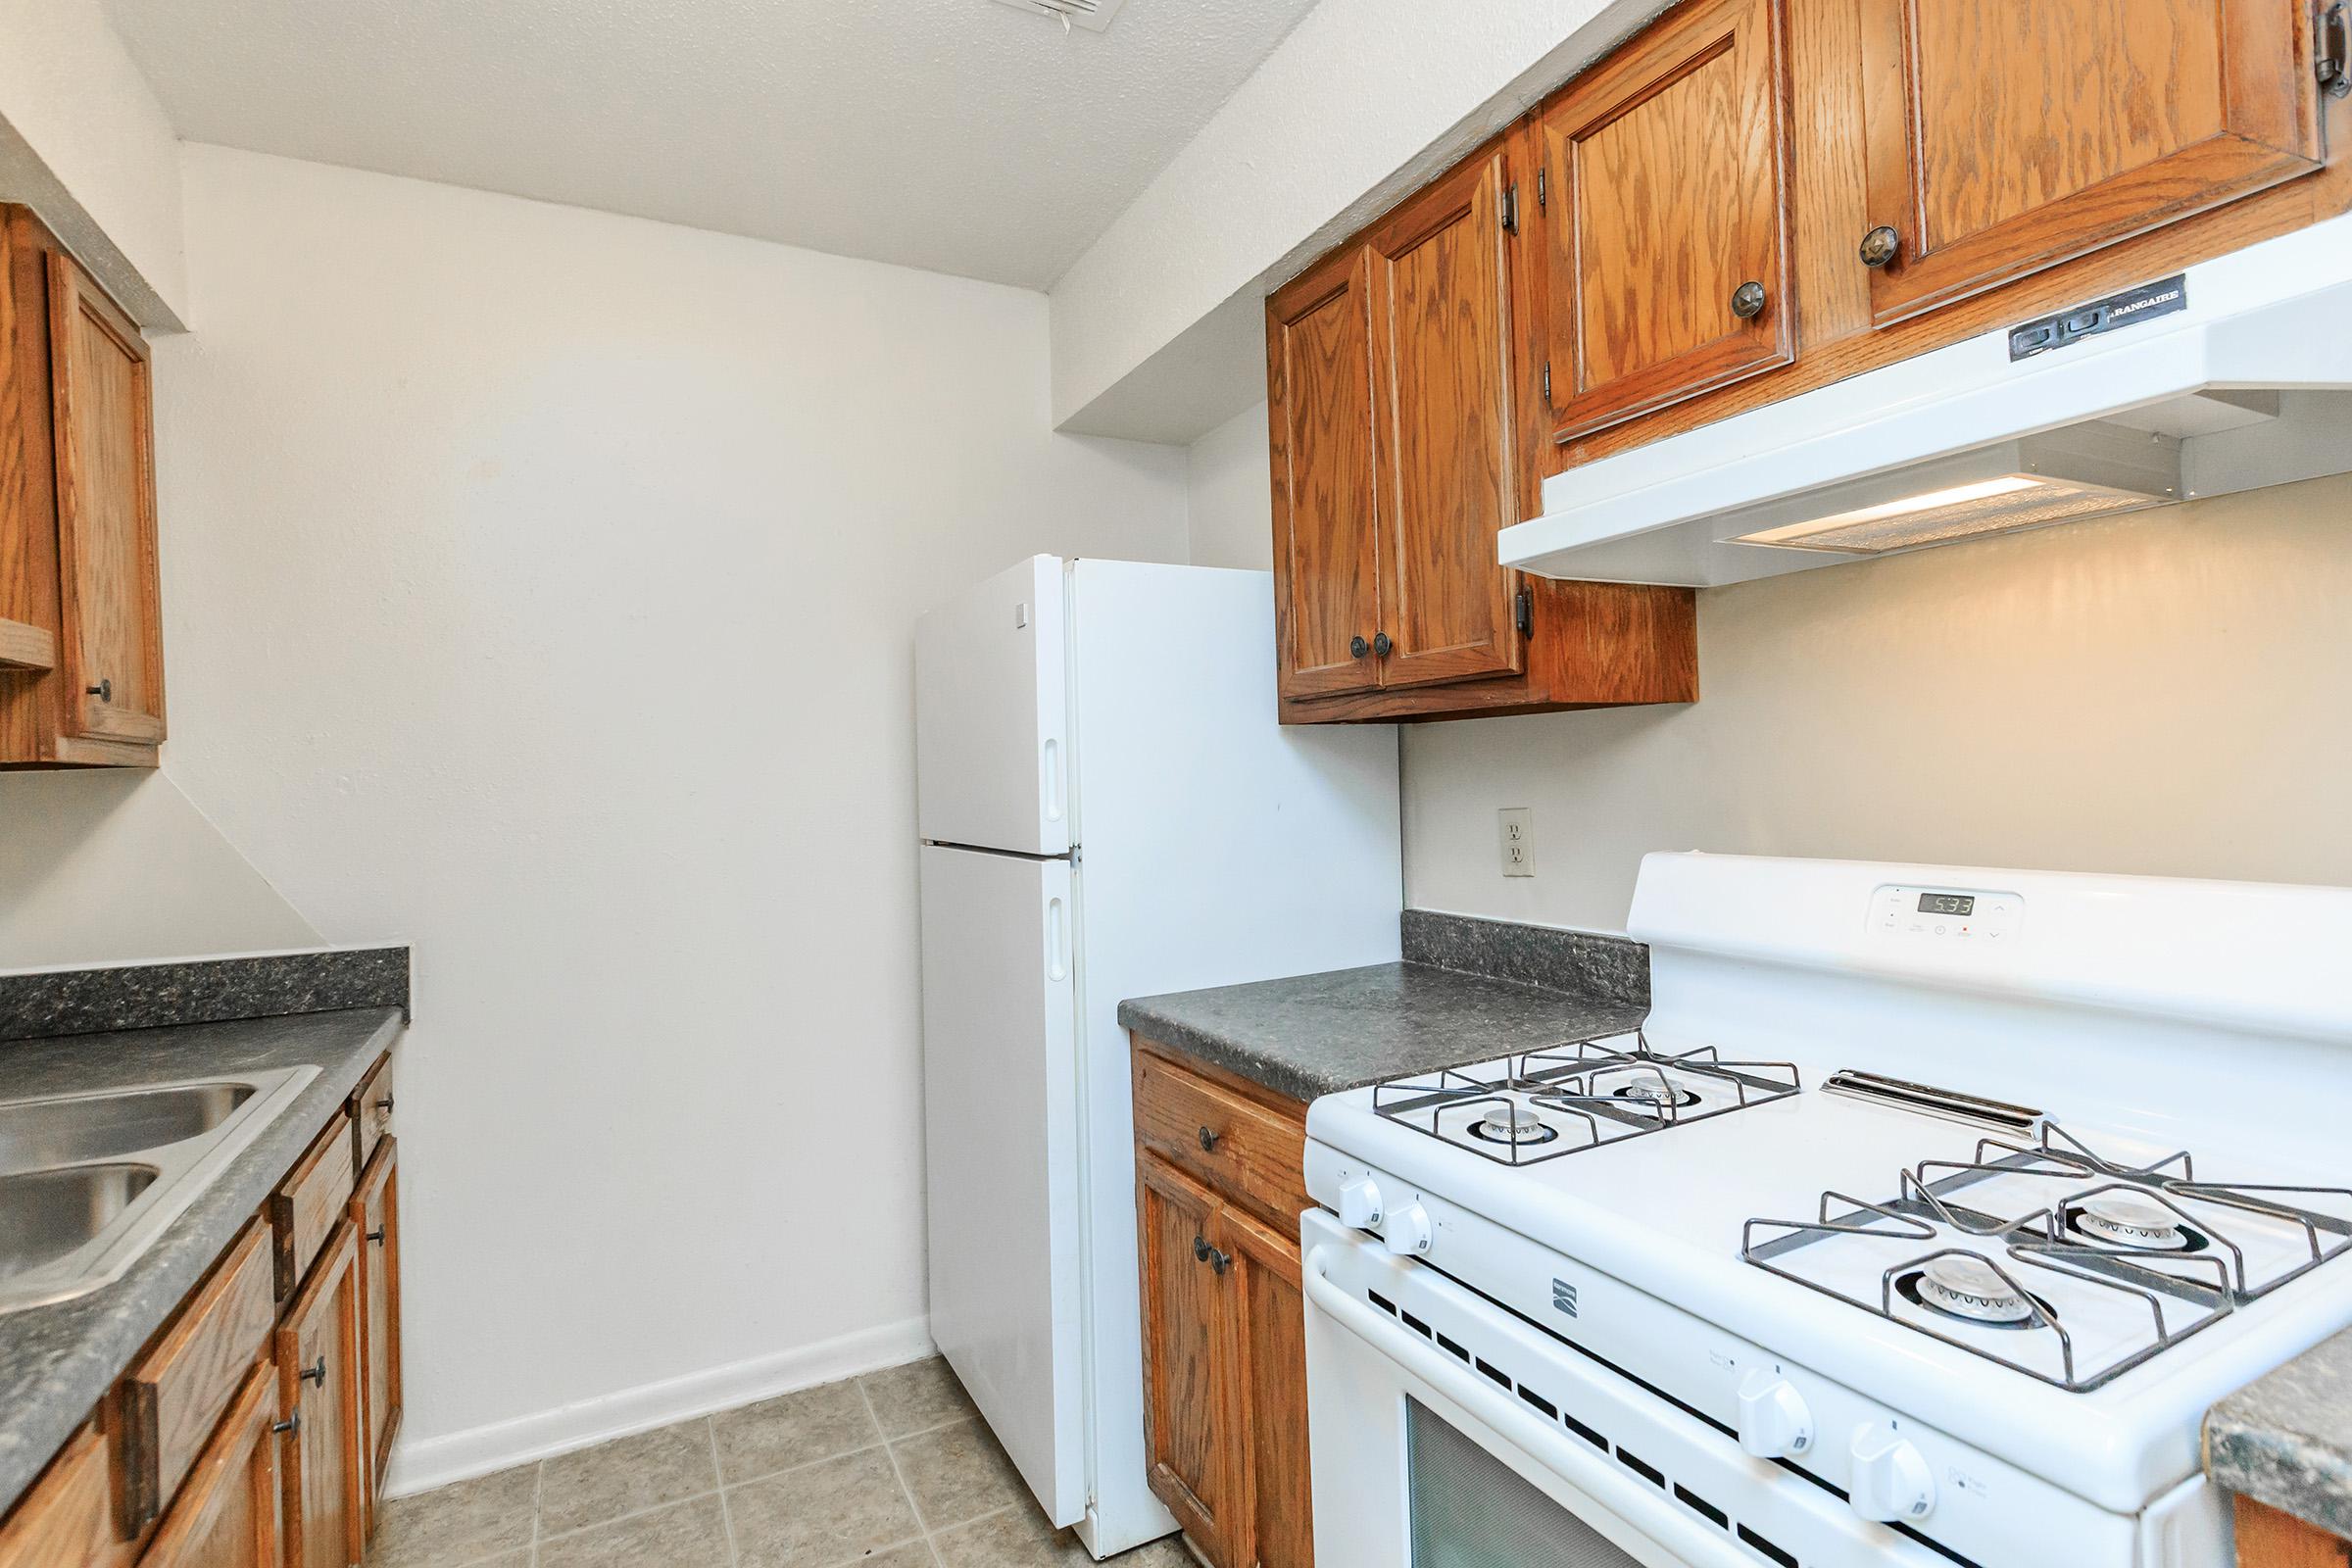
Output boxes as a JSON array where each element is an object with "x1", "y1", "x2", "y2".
[
  {"x1": 1501, "y1": 182, "x2": 1520, "y2": 234},
  {"x1": 1537, "y1": 167, "x2": 1547, "y2": 208},
  {"x1": 2321, "y1": 2, "x2": 2351, "y2": 97},
  {"x1": 1542, "y1": 360, "x2": 1552, "y2": 406},
  {"x1": 1515, "y1": 587, "x2": 1534, "y2": 641}
]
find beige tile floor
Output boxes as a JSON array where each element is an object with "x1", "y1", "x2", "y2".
[{"x1": 367, "y1": 1357, "x2": 1200, "y2": 1568}]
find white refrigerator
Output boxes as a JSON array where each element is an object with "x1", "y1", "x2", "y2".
[{"x1": 915, "y1": 557, "x2": 1401, "y2": 1557}]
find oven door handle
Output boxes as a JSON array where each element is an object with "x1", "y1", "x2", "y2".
[{"x1": 1303, "y1": 1246, "x2": 1754, "y2": 1568}]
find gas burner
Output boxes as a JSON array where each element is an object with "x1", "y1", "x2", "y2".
[
  {"x1": 1468, "y1": 1104, "x2": 1558, "y2": 1147},
  {"x1": 2068, "y1": 1193, "x2": 2196, "y2": 1251},
  {"x1": 1613, "y1": 1080, "x2": 1701, "y2": 1111},
  {"x1": 1900, "y1": 1254, "x2": 2045, "y2": 1327}
]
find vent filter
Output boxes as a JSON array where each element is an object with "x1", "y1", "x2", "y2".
[
  {"x1": 988, "y1": 0, "x2": 1128, "y2": 29},
  {"x1": 1732, "y1": 424, "x2": 2180, "y2": 557}
]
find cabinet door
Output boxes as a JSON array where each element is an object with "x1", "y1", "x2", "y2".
[
  {"x1": 0, "y1": 1426, "x2": 129, "y2": 1568},
  {"x1": 139, "y1": 1364, "x2": 284, "y2": 1568},
  {"x1": 1857, "y1": 0, "x2": 2322, "y2": 324},
  {"x1": 1266, "y1": 247, "x2": 1382, "y2": 700},
  {"x1": 1222, "y1": 1205, "x2": 1313, "y2": 1568},
  {"x1": 45, "y1": 251, "x2": 164, "y2": 748},
  {"x1": 350, "y1": 1140, "x2": 403, "y2": 1537},
  {"x1": 1539, "y1": 0, "x2": 1792, "y2": 441},
  {"x1": 274, "y1": 1225, "x2": 362, "y2": 1568},
  {"x1": 1136, "y1": 1152, "x2": 1236, "y2": 1561},
  {"x1": 1364, "y1": 147, "x2": 1525, "y2": 690}
]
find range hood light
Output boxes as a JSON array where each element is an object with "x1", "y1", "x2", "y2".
[{"x1": 1731, "y1": 471, "x2": 2165, "y2": 555}]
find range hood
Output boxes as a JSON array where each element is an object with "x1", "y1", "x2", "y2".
[{"x1": 1500, "y1": 212, "x2": 2352, "y2": 588}]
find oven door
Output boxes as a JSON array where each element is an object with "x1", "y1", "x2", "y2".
[{"x1": 1301, "y1": 1209, "x2": 1944, "y2": 1568}]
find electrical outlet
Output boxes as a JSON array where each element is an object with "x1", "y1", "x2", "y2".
[{"x1": 1498, "y1": 808, "x2": 1535, "y2": 877}]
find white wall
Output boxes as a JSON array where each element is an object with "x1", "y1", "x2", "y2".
[
  {"x1": 1185, "y1": 401, "x2": 1273, "y2": 571},
  {"x1": 0, "y1": 0, "x2": 186, "y2": 325},
  {"x1": 1050, "y1": 0, "x2": 1656, "y2": 439},
  {"x1": 153, "y1": 144, "x2": 1190, "y2": 1482},
  {"x1": 0, "y1": 772, "x2": 318, "y2": 968},
  {"x1": 1402, "y1": 474, "x2": 2352, "y2": 932}
]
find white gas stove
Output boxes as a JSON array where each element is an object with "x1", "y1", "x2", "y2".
[{"x1": 1299, "y1": 854, "x2": 2352, "y2": 1568}]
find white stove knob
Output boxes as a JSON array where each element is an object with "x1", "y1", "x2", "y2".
[
  {"x1": 1847, "y1": 1423, "x2": 1936, "y2": 1523},
  {"x1": 1382, "y1": 1202, "x2": 1433, "y2": 1256},
  {"x1": 1735, "y1": 1369, "x2": 1814, "y2": 1459},
  {"x1": 1338, "y1": 1178, "x2": 1385, "y2": 1230}
]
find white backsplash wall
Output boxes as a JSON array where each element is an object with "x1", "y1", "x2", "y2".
[
  {"x1": 150, "y1": 144, "x2": 1190, "y2": 1484},
  {"x1": 1403, "y1": 471, "x2": 2352, "y2": 933}
]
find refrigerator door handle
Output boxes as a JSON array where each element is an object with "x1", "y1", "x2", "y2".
[
  {"x1": 1046, "y1": 894, "x2": 1070, "y2": 983},
  {"x1": 1042, "y1": 737, "x2": 1065, "y2": 826}
]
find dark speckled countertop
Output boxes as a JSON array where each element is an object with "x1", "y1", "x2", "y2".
[
  {"x1": 1117, "y1": 910, "x2": 1650, "y2": 1102},
  {"x1": 0, "y1": 1006, "x2": 404, "y2": 1516},
  {"x1": 2208, "y1": 1327, "x2": 2352, "y2": 1541}
]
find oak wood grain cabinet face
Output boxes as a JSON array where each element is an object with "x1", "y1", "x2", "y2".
[
  {"x1": 1365, "y1": 146, "x2": 1526, "y2": 690},
  {"x1": 1267, "y1": 247, "x2": 1384, "y2": 701},
  {"x1": 138, "y1": 1364, "x2": 285, "y2": 1568},
  {"x1": 2233, "y1": 1494, "x2": 2352, "y2": 1567},
  {"x1": 1136, "y1": 1151, "x2": 1236, "y2": 1562},
  {"x1": 1856, "y1": 0, "x2": 2324, "y2": 324},
  {"x1": 1222, "y1": 1203, "x2": 1314, "y2": 1568},
  {"x1": 1538, "y1": 0, "x2": 1794, "y2": 441},
  {"x1": 275, "y1": 1224, "x2": 363, "y2": 1568},
  {"x1": 119, "y1": 1221, "x2": 278, "y2": 1535},
  {"x1": 350, "y1": 1139, "x2": 403, "y2": 1535},
  {"x1": 0, "y1": 1425, "x2": 131, "y2": 1568}
]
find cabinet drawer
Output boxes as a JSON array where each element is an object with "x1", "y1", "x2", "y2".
[
  {"x1": 118, "y1": 1220, "x2": 275, "y2": 1533},
  {"x1": 0, "y1": 1424, "x2": 127, "y2": 1568},
  {"x1": 349, "y1": 1054, "x2": 394, "y2": 1172},
  {"x1": 269, "y1": 1112, "x2": 356, "y2": 1299},
  {"x1": 1133, "y1": 1046, "x2": 1310, "y2": 1230}
]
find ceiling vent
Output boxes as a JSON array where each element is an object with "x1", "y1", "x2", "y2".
[{"x1": 989, "y1": 0, "x2": 1128, "y2": 31}]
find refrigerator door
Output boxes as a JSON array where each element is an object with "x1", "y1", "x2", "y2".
[
  {"x1": 918, "y1": 842, "x2": 1084, "y2": 1528},
  {"x1": 915, "y1": 556, "x2": 1070, "y2": 856}
]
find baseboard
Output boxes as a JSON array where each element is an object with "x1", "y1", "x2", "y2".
[{"x1": 380, "y1": 1315, "x2": 935, "y2": 1499}]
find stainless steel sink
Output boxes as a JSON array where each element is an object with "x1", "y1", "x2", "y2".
[{"x1": 0, "y1": 1067, "x2": 318, "y2": 1313}]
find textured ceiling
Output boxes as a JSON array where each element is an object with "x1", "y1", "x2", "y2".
[{"x1": 102, "y1": 0, "x2": 1321, "y2": 289}]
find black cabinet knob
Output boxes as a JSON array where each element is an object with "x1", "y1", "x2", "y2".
[
  {"x1": 1372, "y1": 631, "x2": 1395, "y2": 658},
  {"x1": 272, "y1": 1413, "x2": 300, "y2": 1438},
  {"x1": 1193, "y1": 1234, "x2": 1211, "y2": 1263},
  {"x1": 1349, "y1": 635, "x2": 1369, "y2": 659},
  {"x1": 1731, "y1": 280, "x2": 1767, "y2": 318},
  {"x1": 1198, "y1": 1125, "x2": 1220, "y2": 1152},
  {"x1": 367, "y1": 1228, "x2": 387, "y2": 1245},
  {"x1": 85, "y1": 678, "x2": 112, "y2": 703},
  {"x1": 1859, "y1": 225, "x2": 1901, "y2": 269},
  {"x1": 300, "y1": 1356, "x2": 326, "y2": 1386}
]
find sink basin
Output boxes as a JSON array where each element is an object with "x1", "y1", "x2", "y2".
[
  {"x1": 0, "y1": 1083, "x2": 255, "y2": 1172},
  {"x1": 0, "y1": 1164, "x2": 158, "y2": 1278},
  {"x1": 0, "y1": 1067, "x2": 318, "y2": 1313}
]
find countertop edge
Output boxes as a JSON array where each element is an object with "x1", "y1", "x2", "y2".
[{"x1": 2206, "y1": 1383, "x2": 2352, "y2": 1541}]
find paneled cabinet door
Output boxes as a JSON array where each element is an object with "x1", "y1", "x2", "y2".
[
  {"x1": 44, "y1": 250, "x2": 165, "y2": 748},
  {"x1": 1267, "y1": 247, "x2": 1383, "y2": 700},
  {"x1": 1856, "y1": 0, "x2": 2324, "y2": 324},
  {"x1": 1222, "y1": 1205, "x2": 1313, "y2": 1568},
  {"x1": 351, "y1": 1139, "x2": 403, "y2": 1537},
  {"x1": 1363, "y1": 146, "x2": 1525, "y2": 690},
  {"x1": 0, "y1": 1426, "x2": 128, "y2": 1568},
  {"x1": 138, "y1": 1363, "x2": 284, "y2": 1568},
  {"x1": 275, "y1": 1224, "x2": 363, "y2": 1568},
  {"x1": 1136, "y1": 1152, "x2": 1236, "y2": 1562},
  {"x1": 1538, "y1": 0, "x2": 1792, "y2": 441}
]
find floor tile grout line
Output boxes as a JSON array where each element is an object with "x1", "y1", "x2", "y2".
[
  {"x1": 860, "y1": 1376, "x2": 940, "y2": 1538},
  {"x1": 707, "y1": 1418, "x2": 742, "y2": 1568}
]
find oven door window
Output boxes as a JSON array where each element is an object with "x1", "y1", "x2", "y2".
[{"x1": 1408, "y1": 1398, "x2": 1641, "y2": 1567}]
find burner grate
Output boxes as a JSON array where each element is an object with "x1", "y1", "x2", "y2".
[
  {"x1": 1740, "y1": 1122, "x2": 2352, "y2": 1391},
  {"x1": 1373, "y1": 1031, "x2": 1801, "y2": 1166}
]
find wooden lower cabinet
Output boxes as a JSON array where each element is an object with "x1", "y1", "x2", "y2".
[
  {"x1": 1134, "y1": 1040, "x2": 1316, "y2": 1568},
  {"x1": 2235, "y1": 1494, "x2": 2352, "y2": 1567},
  {"x1": 0, "y1": 1426, "x2": 131, "y2": 1568},
  {"x1": 275, "y1": 1224, "x2": 364, "y2": 1568},
  {"x1": 351, "y1": 1139, "x2": 403, "y2": 1534},
  {"x1": 139, "y1": 1365, "x2": 283, "y2": 1568}
]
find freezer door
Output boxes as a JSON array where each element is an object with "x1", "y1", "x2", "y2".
[
  {"x1": 915, "y1": 556, "x2": 1070, "y2": 856},
  {"x1": 918, "y1": 843, "x2": 1084, "y2": 1527}
]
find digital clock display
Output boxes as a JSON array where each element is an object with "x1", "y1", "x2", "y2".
[{"x1": 1918, "y1": 893, "x2": 1976, "y2": 916}]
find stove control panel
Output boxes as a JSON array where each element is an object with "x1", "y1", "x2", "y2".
[{"x1": 1870, "y1": 882, "x2": 2022, "y2": 944}]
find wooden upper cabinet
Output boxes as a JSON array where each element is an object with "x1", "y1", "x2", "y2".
[
  {"x1": 1267, "y1": 247, "x2": 1383, "y2": 701},
  {"x1": 1539, "y1": 0, "x2": 1793, "y2": 441},
  {"x1": 1364, "y1": 147, "x2": 1525, "y2": 689},
  {"x1": 47, "y1": 250, "x2": 164, "y2": 748},
  {"x1": 1857, "y1": 0, "x2": 2325, "y2": 324}
]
